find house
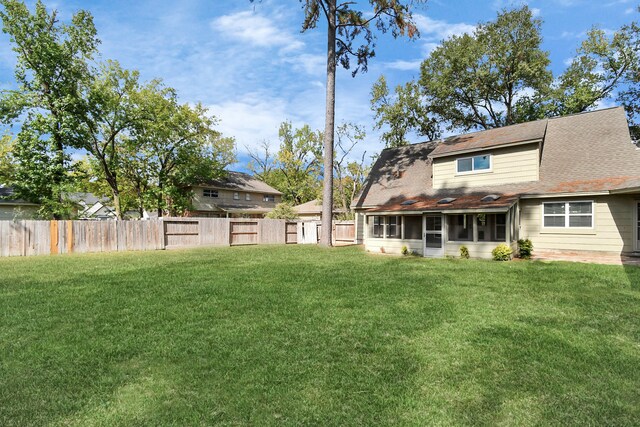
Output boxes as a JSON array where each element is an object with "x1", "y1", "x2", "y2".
[
  {"x1": 352, "y1": 107, "x2": 640, "y2": 259},
  {"x1": 293, "y1": 199, "x2": 348, "y2": 220},
  {"x1": 68, "y1": 192, "x2": 117, "y2": 220},
  {"x1": 0, "y1": 186, "x2": 39, "y2": 220},
  {"x1": 190, "y1": 171, "x2": 282, "y2": 218}
]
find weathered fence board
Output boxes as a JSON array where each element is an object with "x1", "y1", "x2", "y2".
[{"x1": 0, "y1": 218, "x2": 354, "y2": 257}]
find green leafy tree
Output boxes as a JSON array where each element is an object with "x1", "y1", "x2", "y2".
[
  {"x1": 0, "y1": 0, "x2": 99, "y2": 218},
  {"x1": 0, "y1": 134, "x2": 14, "y2": 185},
  {"x1": 264, "y1": 203, "x2": 298, "y2": 220},
  {"x1": 371, "y1": 75, "x2": 440, "y2": 147},
  {"x1": 248, "y1": 122, "x2": 323, "y2": 206},
  {"x1": 75, "y1": 61, "x2": 147, "y2": 219},
  {"x1": 131, "y1": 88, "x2": 236, "y2": 216},
  {"x1": 419, "y1": 6, "x2": 551, "y2": 132}
]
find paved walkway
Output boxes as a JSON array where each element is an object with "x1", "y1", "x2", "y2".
[{"x1": 534, "y1": 251, "x2": 640, "y2": 266}]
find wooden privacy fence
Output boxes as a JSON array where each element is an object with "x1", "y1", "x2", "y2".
[{"x1": 0, "y1": 218, "x2": 354, "y2": 257}]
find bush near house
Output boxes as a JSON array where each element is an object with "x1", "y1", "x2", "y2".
[
  {"x1": 518, "y1": 238, "x2": 534, "y2": 259},
  {"x1": 492, "y1": 243, "x2": 513, "y2": 261}
]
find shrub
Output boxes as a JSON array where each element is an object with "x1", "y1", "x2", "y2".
[
  {"x1": 401, "y1": 245, "x2": 409, "y2": 256},
  {"x1": 492, "y1": 243, "x2": 513, "y2": 261},
  {"x1": 518, "y1": 238, "x2": 534, "y2": 259},
  {"x1": 459, "y1": 245, "x2": 470, "y2": 259}
]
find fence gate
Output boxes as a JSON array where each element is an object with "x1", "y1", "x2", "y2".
[
  {"x1": 230, "y1": 221, "x2": 258, "y2": 245},
  {"x1": 285, "y1": 222, "x2": 298, "y2": 244},
  {"x1": 164, "y1": 220, "x2": 199, "y2": 248}
]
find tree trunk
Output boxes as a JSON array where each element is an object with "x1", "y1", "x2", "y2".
[
  {"x1": 157, "y1": 180, "x2": 164, "y2": 218},
  {"x1": 320, "y1": 0, "x2": 336, "y2": 247},
  {"x1": 112, "y1": 188, "x2": 123, "y2": 220}
]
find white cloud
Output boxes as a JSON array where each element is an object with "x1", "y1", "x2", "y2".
[
  {"x1": 625, "y1": 7, "x2": 635, "y2": 14},
  {"x1": 384, "y1": 59, "x2": 422, "y2": 71},
  {"x1": 531, "y1": 7, "x2": 542, "y2": 17},
  {"x1": 211, "y1": 10, "x2": 304, "y2": 51},
  {"x1": 413, "y1": 14, "x2": 476, "y2": 42}
]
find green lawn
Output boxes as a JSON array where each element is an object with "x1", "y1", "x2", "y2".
[{"x1": 1, "y1": 245, "x2": 639, "y2": 426}]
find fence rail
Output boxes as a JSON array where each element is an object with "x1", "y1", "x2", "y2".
[{"x1": 0, "y1": 218, "x2": 354, "y2": 257}]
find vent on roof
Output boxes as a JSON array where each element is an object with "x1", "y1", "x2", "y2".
[
  {"x1": 481, "y1": 194, "x2": 500, "y2": 202},
  {"x1": 401, "y1": 200, "x2": 417, "y2": 206},
  {"x1": 437, "y1": 197, "x2": 456, "y2": 205}
]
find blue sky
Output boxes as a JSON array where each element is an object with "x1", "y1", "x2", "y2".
[{"x1": 0, "y1": 0, "x2": 637, "y2": 169}]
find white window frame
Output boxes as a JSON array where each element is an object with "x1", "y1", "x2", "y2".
[
  {"x1": 203, "y1": 189, "x2": 218, "y2": 198},
  {"x1": 456, "y1": 154, "x2": 492, "y2": 175},
  {"x1": 245, "y1": 193, "x2": 251, "y2": 201},
  {"x1": 263, "y1": 194, "x2": 275, "y2": 202},
  {"x1": 233, "y1": 192, "x2": 239, "y2": 200},
  {"x1": 542, "y1": 200, "x2": 595, "y2": 229},
  {"x1": 371, "y1": 215, "x2": 384, "y2": 238}
]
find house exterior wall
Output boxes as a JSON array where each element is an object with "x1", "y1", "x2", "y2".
[
  {"x1": 192, "y1": 186, "x2": 281, "y2": 212},
  {"x1": 354, "y1": 211, "x2": 365, "y2": 244},
  {"x1": 519, "y1": 194, "x2": 638, "y2": 255},
  {"x1": 432, "y1": 143, "x2": 540, "y2": 189},
  {"x1": 0, "y1": 205, "x2": 38, "y2": 220}
]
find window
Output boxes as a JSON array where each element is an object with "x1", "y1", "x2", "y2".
[
  {"x1": 476, "y1": 213, "x2": 507, "y2": 242},
  {"x1": 456, "y1": 154, "x2": 491, "y2": 174},
  {"x1": 448, "y1": 214, "x2": 473, "y2": 241},
  {"x1": 371, "y1": 216, "x2": 384, "y2": 238},
  {"x1": 543, "y1": 201, "x2": 593, "y2": 228},
  {"x1": 386, "y1": 216, "x2": 401, "y2": 238},
  {"x1": 263, "y1": 195, "x2": 275, "y2": 202},
  {"x1": 203, "y1": 189, "x2": 218, "y2": 198},
  {"x1": 233, "y1": 192, "x2": 239, "y2": 200},
  {"x1": 245, "y1": 193, "x2": 251, "y2": 201},
  {"x1": 404, "y1": 216, "x2": 422, "y2": 240}
]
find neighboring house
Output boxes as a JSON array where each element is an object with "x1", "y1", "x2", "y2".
[
  {"x1": 191, "y1": 171, "x2": 282, "y2": 218},
  {"x1": 352, "y1": 107, "x2": 640, "y2": 259},
  {"x1": 293, "y1": 199, "x2": 348, "y2": 220},
  {"x1": 68, "y1": 192, "x2": 117, "y2": 220},
  {"x1": 0, "y1": 186, "x2": 39, "y2": 220}
]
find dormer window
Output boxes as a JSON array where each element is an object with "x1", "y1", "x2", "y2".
[{"x1": 457, "y1": 154, "x2": 491, "y2": 174}]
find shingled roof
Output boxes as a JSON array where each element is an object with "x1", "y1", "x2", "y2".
[
  {"x1": 353, "y1": 107, "x2": 640, "y2": 212},
  {"x1": 199, "y1": 171, "x2": 282, "y2": 195}
]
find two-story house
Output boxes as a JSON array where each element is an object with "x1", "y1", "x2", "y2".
[
  {"x1": 191, "y1": 171, "x2": 282, "y2": 218},
  {"x1": 353, "y1": 107, "x2": 640, "y2": 259}
]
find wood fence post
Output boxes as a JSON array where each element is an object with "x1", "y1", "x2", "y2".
[
  {"x1": 50, "y1": 220, "x2": 59, "y2": 255},
  {"x1": 66, "y1": 220, "x2": 73, "y2": 254}
]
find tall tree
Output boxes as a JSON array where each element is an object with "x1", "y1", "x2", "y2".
[
  {"x1": 419, "y1": 5, "x2": 551, "y2": 132},
  {"x1": 295, "y1": 0, "x2": 421, "y2": 245},
  {"x1": 248, "y1": 122, "x2": 323, "y2": 205},
  {"x1": 0, "y1": 0, "x2": 99, "y2": 218},
  {"x1": 371, "y1": 75, "x2": 440, "y2": 147},
  {"x1": 333, "y1": 122, "x2": 368, "y2": 212},
  {"x1": 131, "y1": 88, "x2": 235, "y2": 216},
  {"x1": 76, "y1": 61, "x2": 145, "y2": 219}
]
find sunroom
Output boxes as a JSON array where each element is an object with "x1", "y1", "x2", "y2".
[{"x1": 363, "y1": 194, "x2": 519, "y2": 258}]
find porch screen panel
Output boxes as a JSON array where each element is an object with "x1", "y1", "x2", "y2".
[
  {"x1": 404, "y1": 216, "x2": 422, "y2": 240},
  {"x1": 447, "y1": 214, "x2": 473, "y2": 241}
]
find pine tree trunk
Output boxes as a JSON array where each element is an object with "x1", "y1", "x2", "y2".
[{"x1": 320, "y1": 0, "x2": 336, "y2": 247}]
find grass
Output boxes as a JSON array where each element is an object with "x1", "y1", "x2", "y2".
[{"x1": 1, "y1": 245, "x2": 639, "y2": 426}]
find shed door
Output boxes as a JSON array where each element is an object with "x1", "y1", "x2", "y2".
[{"x1": 424, "y1": 215, "x2": 444, "y2": 258}]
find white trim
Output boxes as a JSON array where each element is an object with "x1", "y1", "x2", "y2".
[
  {"x1": 520, "y1": 192, "x2": 608, "y2": 199},
  {"x1": 430, "y1": 138, "x2": 542, "y2": 159},
  {"x1": 424, "y1": 214, "x2": 444, "y2": 258},
  {"x1": 541, "y1": 200, "x2": 595, "y2": 230},
  {"x1": 455, "y1": 154, "x2": 493, "y2": 175}
]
